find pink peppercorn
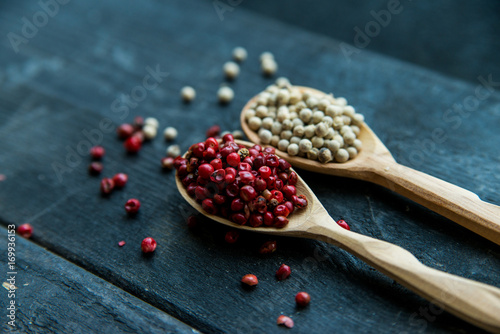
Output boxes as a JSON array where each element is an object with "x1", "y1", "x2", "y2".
[
  {"x1": 118, "y1": 241, "x2": 126, "y2": 247},
  {"x1": 187, "y1": 215, "x2": 198, "y2": 229},
  {"x1": 206, "y1": 125, "x2": 220, "y2": 138},
  {"x1": 241, "y1": 274, "x2": 258, "y2": 287},
  {"x1": 100, "y1": 178, "x2": 115, "y2": 195},
  {"x1": 259, "y1": 240, "x2": 277, "y2": 254},
  {"x1": 113, "y1": 173, "x2": 128, "y2": 188},
  {"x1": 336, "y1": 219, "x2": 351, "y2": 230},
  {"x1": 88, "y1": 162, "x2": 103, "y2": 175},
  {"x1": 276, "y1": 264, "x2": 291, "y2": 280},
  {"x1": 124, "y1": 136, "x2": 142, "y2": 153},
  {"x1": 295, "y1": 292, "x2": 311, "y2": 307},
  {"x1": 141, "y1": 237, "x2": 157, "y2": 253},
  {"x1": 18, "y1": 223, "x2": 33, "y2": 238},
  {"x1": 125, "y1": 198, "x2": 140, "y2": 214},
  {"x1": 117, "y1": 123, "x2": 134, "y2": 139},
  {"x1": 225, "y1": 230, "x2": 239, "y2": 244},
  {"x1": 277, "y1": 315, "x2": 294, "y2": 328},
  {"x1": 89, "y1": 146, "x2": 105, "y2": 160}
]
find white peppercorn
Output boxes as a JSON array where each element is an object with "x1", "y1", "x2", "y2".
[
  {"x1": 281, "y1": 119, "x2": 293, "y2": 131},
  {"x1": 276, "y1": 106, "x2": 289, "y2": 122},
  {"x1": 353, "y1": 139, "x2": 362, "y2": 150},
  {"x1": 244, "y1": 109, "x2": 256, "y2": 121},
  {"x1": 261, "y1": 58, "x2": 278, "y2": 76},
  {"x1": 143, "y1": 124, "x2": 157, "y2": 140},
  {"x1": 340, "y1": 125, "x2": 353, "y2": 135},
  {"x1": 353, "y1": 113, "x2": 365, "y2": 124},
  {"x1": 324, "y1": 128, "x2": 335, "y2": 139},
  {"x1": 287, "y1": 143, "x2": 299, "y2": 156},
  {"x1": 256, "y1": 105, "x2": 268, "y2": 118},
  {"x1": 261, "y1": 117, "x2": 274, "y2": 130},
  {"x1": 312, "y1": 111, "x2": 325, "y2": 124},
  {"x1": 232, "y1": 130, "x2": 244, "y2": 139},
  {"x1": 332, "y1": 116, "x2": 344, "y2": 129},
  {"x1": 318, "y1": 148, "x2": 333, "y2": 163},
  {"x1": 347, "y1": 147, "x2": 358, "y2": 159},
  {"x1": 299, "y1": 108, "x2": 312, "y2": 123},
  {"x1": 166, "y1": 144, "x2": 181, "y2": 157},
  {"x1": 223, "y1": 61, "x2": 240, "y2": 80},
  {"x1": 275, "y1": 77, "x2": 290, "y2": 88},
  {"x1": 218, "y1": 86, "x2": 234, "y2": 104},
  {"x1": 326, "y1": 139, "x2": 341, "y2": 153},
  {"x1": 343, "y1": 105, "x2": 355, "y2": 117},
  {"x1": 144, "y1": 117, "x2": 159, "y2": 129},
  {"x1": 271, "y1": 122, "x2": 283, "y2": 135},
  {"x1": 271, "y1": 135, "x2": 280, "y2": 147},
  {"x1": 295, "y1": 101, "x2": 307, "y2": 110},
  {"x1": 289, "y1": 136, "x2": 301, "y2": 145},
  {"x1": 343, "y1": 131, "x2": 356, "y2": 145},
  {"x1": 256, "y1": 92, "x2": 270, "y2": 105},
  {"x1": 248, "y1": 116, "x2": 262, "y2": 131},
  {"x1": 265, "y1": 85, "x2": 279, "y2": 95},
  {"x1": 306, "y1": 97, "x2": 319, "y2": 108},
  {"x1": 280, "y1": 130, "x2": 293, "y2": 140},
  {"x1": 258, "y1": 129, "x2": 272, "y2": 144},
  {"x1": 299, "y1": 139, "x2": 313, "y2": 153},
  {"x1": 288, "y1": 105, "x2": 297, "y2": 114},
  {"x1": 260, "y1": 51, "x2": 274, "y2": 62},
  {"x1": 301, "y1": 91, "x2": 312, "y2": 102},
  {"x1": 292, "y1": 118, "x2": 304, "y2": 128},
  {"x1": 304, "y1": 125, "x2": 316, "y2": 138},
  {"x1": 342, "y1": 115, "x2": 351, "y2": 125},
  {"x1": 322, "y1": 116, "x2": 334, "y2": 127},
  {"x1": 350, "y1": 125, "x2": 360, "y2": 135},
  {"x1": 307, "y1": 148, "x2": 319, "y2": 160},
  {"x1": 311, "y1": 136, "x2": 324, "y2": 148},
  {"x1": 180, "y1": 86, "x2": 196, "y2": 102},
  {"x1": 163, "y1": 127, "x2": 178, "y2": 141},
  {"x1": 277, "y1": 89, "x2": 290, "y2": 105},
  {"x1": 335, "y1": 97, "x2": 347, "y2": 106},
  {"x1": 317, "y1": 98, "x2": 331, "y2": 111},
  {"x1": 232, "y1": 47, "x2": 247, "y2": 62},
  {"x1": 289, "y1": 111, "x2": 299, "y2": 120},
  {"x1": 325, "y1": 104, "x2": 342, "y2": 117},
  {"x1": 333, "y1": 134, "x2": 344, "y2": 147},
  {"x1": 289, "y1": 90, "x2": 302, "y2": 104},
  {"x1": 278, "y1": 139, "x2": 290, "y2": 152},
  {"x1": 298, "y1": 151, "x2": 307, "y2": 158},
  {"x1": 315, "y1": 122, "x2": 329, "y2": 137},
  {"x1": 292, "y1": 125, "x2": 305, "y2": 137},
  {"x1": 335, "y1": 148, "x2": 349, "y2": 162}
]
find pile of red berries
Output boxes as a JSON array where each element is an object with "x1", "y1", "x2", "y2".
[{"x1": 174, "y1": 135, "x2": 308, "y2": 228}]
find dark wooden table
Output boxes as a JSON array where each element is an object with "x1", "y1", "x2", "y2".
[{"x1": 1, "y1": 0, "x2": 499, "y2": 333}]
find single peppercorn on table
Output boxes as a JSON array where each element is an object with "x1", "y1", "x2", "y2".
[{"x1": 1, "y1": 0, "x2": 499, "y2": 333}]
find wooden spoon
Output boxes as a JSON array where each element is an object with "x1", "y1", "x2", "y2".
[
  {"x1": 240, "y1": 86, "x2": 500, "y2": 245},
  {"x1": 176, "y1": 140, "x2": 500, "y2": 333}
]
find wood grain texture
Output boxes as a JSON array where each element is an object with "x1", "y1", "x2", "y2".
[
  {"x1": 0, "y1": 0, "x2": 499, "y2": 333},
  {"x1": 0, "y1": 227, "x2": 198, "y2": 334}
]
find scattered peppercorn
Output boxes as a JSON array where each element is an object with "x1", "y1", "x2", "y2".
[
  {"x1": 166, "y1": 145, "x2": 181, "y2": 158},
  {"x1": 89, "y1": 146, "x2": 105, "y2": 160},
  {"x1": 336, "y1": 219, "x2": 350, "y2": 230},
  {"x1": 187, "y1": 215, "x2": 198, "y2": 229},
  {"x1": 124, "y1": 136, "x2": 142, "y2": 153},
  {"x1": 276, "y1": 315, "x2": 294, "y2": 329},
  {"x1": 18, "y1": 223, "x2": 33, "y2": 238},
  {"x1": 206, "y1": 125, "x2": 221, "y2": 138},
  {"x1": 125, "y1": 198, "x2": 141, "y2": 214},
  {"x1": 100, "y1": 178, "x2": 115, "y2": 195},
  {"x1": 223, "y1": 61, "x2": 240, "y2": 80},
  {"x1": 88, "y1": 162, "x2": 103, "y2": 175},
  {"x1": 232, "y1": 46, "x2": 247, "y2": 62},
  {"x1": 141, "y1": 237, "x2": 157, "y2": 253},
  {"x1": 117, "y1": 123, "x2": 135, "y2": 139},
  {"x1": 225, "y1": 230, "x2": 239, "y2": 244},
  {"x1": 259, "y1": 240, "x2": 277, "y2": 254},
  {"x1": 181, "y1": 86, "x2": 196, "y2": 102},
  {"x1": 118, "y1": 240, "x2": 126, "y2": 247},
  {"x1": 112, "y1": 173, "x2": 128, "y2": 188},
  {"x1": 161, "y1": 157, "x2": 175, "y2": 170},
  {"x1": 163, "y1": 127, "x2": 178, "y2": 141},
  {"x1": 217, "y1": 86, "x2": 234, "y2": 104},
  {"x1": 241, "y1": 274, "x2": 258, "y2": 287},
  {"x1": 276, "y1": 264, "x2": 291, "y2": 280},
  {"x1": 295, "y1": 291, "x2": 311, "y2": 307},
  {"x1": 144, "y1": 117, "x2": 159, "y2": 129}
]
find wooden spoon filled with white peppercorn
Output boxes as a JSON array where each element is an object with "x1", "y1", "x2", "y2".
[
  {"x1": 240, "y1": 85, "x2": 500, "y2": 246},
  {"x1": 176, "y1": 139, "x2": 500, "y2": 333}
]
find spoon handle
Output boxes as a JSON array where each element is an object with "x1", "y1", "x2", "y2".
[
  {"x1": 370, "y1": 160, "x2": 500, "y2": 245},
  {"x1": 306, "y1": 222, "x2": 500, "y2": 333}
]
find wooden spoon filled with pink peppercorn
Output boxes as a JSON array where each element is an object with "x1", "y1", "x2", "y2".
[
  {"x1": 240, "y1": 86, "x2": 500, "y2": 246},
  {"x1": 175, "y1": 138, "x2": 500, "y2": 333}
]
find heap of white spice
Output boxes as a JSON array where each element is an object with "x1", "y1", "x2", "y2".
[{"x1": 244, "y1": 78, "x2": 364, "y2": 163}]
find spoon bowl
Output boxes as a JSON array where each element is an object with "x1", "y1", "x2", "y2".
[
  {"x1": 176, "y1": 139, "x2": 500, "y2": 333},
  {"x1": 241, "y1": 86, "x2": 500, "y2": 245}
]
